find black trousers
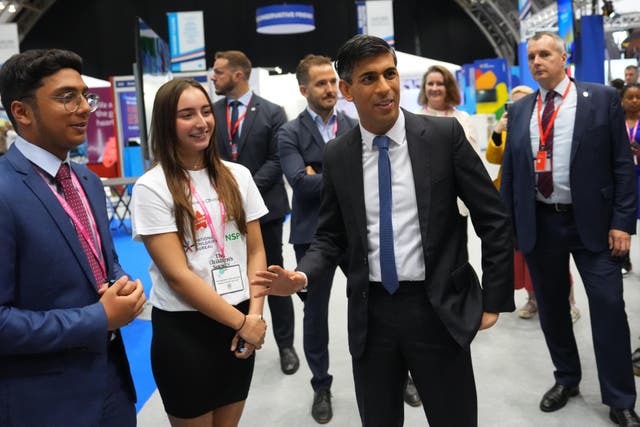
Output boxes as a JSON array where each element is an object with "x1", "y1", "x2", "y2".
[
  {"x1": 353, "y1": 283, "x2": 477, "y2": 427},
  {"x1": 295, "y1": 243, "x2": 348, "y2": 392},
  {"x1": 525, "y1": 204, "x2": 636, "y2": 409},
  {"x1": 262, "y1": 218, "x2": 294, "y2": 349}
]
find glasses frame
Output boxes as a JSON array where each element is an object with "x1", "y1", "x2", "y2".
[{"x1": 49, "y1": 92, "x2": 100, "y2": 113}]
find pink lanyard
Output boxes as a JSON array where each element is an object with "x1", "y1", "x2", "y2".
[
  {"x1": 190, "y1": 181, "x2": 227, "y2": 259},
  {"x1": 40, "y1": 167, "x2": 106, "y2": 278},
  {"x1": 627, "y1": 119, "x2": 639, "y2": 143}
]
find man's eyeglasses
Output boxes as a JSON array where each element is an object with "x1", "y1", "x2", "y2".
[{"x1": 49, "y1": 92, "x2": 100, "y2": 113}]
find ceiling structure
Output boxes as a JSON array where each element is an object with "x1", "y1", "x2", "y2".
[{"x1": 2, "y1": 0, "x2": 638, "y2": 66}]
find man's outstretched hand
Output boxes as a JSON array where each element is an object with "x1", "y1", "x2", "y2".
[{"x1": 251, "y1": 265, "x2": 306, "y2": 297}]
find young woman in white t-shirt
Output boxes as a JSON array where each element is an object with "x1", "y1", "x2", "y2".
[{"x1": 131, "y1": 78, "x2": 268, "y2": 427}]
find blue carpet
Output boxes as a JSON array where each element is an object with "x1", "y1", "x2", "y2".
[{"x1": 110, "y1": 221, "x2": 155, "y2": 413}]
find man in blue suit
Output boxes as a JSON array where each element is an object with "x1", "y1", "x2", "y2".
[
  {"x1": 0, "y1": 49, "x2": 146, "y2": 426},
  {"x1": 501, "y1": 32, "x2": 639, "y2": 426},
  {"x1": 278, "y1": 54, "x2": 358, "y2": 423}
]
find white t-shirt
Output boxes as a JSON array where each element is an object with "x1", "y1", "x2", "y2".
[{"x1": 131, "y1": 162, "x2": 268, "y2": 310}]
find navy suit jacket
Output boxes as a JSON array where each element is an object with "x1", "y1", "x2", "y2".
[
  {"x1": 501, "y1": 80, "x2": 637, "y2": 254},
  {"x1": 297, "y1": 110, "x2": 514, "y2": 358},
  {"x1": 0, "y1": 145, "x2": 135, "y2": 426},
  {"x1": 278, "y1": 109, "x2": 358, "y2": 244},
  {"x1": 214, "y1": 93, "x2": 290, "y2": 223}
]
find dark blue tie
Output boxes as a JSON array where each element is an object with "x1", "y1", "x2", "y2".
[{"x1": 374, "y1": 135, "x2": 399, "y2": 295}]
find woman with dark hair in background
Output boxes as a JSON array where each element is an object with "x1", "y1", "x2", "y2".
[
  {"x1": 131, "y1": 78, "x2": 268, "y2": 427},
  {"x1": 622, "y1": 83, "x2": 640, "y2": 277},
  {"x1": 623, "y1": 83, "x2": 640, "y2": 375}
]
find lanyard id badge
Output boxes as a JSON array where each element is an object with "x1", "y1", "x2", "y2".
[
  {"x1": 535, "y1": 147, "x2": 552, "y2": 172},
  {"x1": 211, "y1": 264, "x2": 245, "y2": 295}
]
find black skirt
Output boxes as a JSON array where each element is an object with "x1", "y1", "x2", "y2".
[{"x1": 150, "y1": 301, "x2": 254, "y2": 418}]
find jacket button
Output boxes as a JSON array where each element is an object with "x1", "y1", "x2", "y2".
[
  {"x1": 363, "y1": 257, "x2": 368, "y2": 265},
  {"x1": 361, "y1": 291, "x2": 367, "y2": 299}
]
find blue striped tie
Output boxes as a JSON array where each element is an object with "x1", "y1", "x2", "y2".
[{"x1": 374, "y1": 135, "x2": 399, "y2": 295}]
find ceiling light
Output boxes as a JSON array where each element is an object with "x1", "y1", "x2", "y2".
[
  {"x1": 0, "y1": 2, "x2": 6, "y2": 10},
  {"x1": 8, "y1": 3, "x2": 16, "y2": 13},
  {"x1": 602, "y1": 1, "x2": 616, "y2": 18}
]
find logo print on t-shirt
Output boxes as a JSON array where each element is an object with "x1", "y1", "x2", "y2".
[{"x1": 195, "y1": 211, "x2": 207, "y2": 230}]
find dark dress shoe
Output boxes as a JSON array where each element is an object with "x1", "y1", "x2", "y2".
[
  {"x1": 610, "y1": 408, "x2": 640, "y2": 426},
  {"x1": 404, "y1": 376, "x2": 422, "y2": 407},
  {"x1": 539, "y1": 384, "x2": 579, "y2": 412},
  {"x1": 279, "y1": 347, "x2": 299, "y2": 375},
  {"x1": 312, "y1": 389, "x2": 332, "y2": 424}
]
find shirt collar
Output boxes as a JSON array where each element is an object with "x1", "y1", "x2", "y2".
[
  {"x1": 306, "y1": 106, "x2": 337, "y2": 127},
  {"x1": 360, "y1": 109, "x2": 406, "y2": 151},
  {"x1": 540, "y1": 75, "x2": 571, "y2": 100},
  {"x1": 14, "y1": 135, "x2": 67, "y2": 178},
  {"x1": 227, "y1": 89, "x2": 252, "y2": 107}
]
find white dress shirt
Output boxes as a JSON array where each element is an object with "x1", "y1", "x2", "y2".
[
  {"x1": 306, "y1": 107, "x2": 338, "y2": 143},
  {"x1": 529, "y1": 75, "x2": 576, "y2": 204},
  {"x1": 360, "y1": 110, "x2": 426, "y2": 282}
]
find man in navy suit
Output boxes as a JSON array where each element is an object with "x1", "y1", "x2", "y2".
[
  {"x1": 211, "y1": 50, "x2": 299, "y2": 375},
  {"x1": 278, "y1": 54, "x2": 358, "y2": 423},
  {"x1": 0, "y1": 49, "x2": 146, "y2": 426},
  {"x1": 254, "y1": 35, "x2": 514, "y2": 427},
  {"x1": 501, "y1": 31, "x2": 639, "y2": 426}
]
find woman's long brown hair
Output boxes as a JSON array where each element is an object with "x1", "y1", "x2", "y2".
[{"x1": 149, "y1": 78, "x2": 247, "y2": 249}]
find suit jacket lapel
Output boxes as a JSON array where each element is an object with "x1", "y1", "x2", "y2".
[
  {"x1": 404, "y1": 111, "x2": 431, "y2": 253},
  {"x1": 237, "y1": 95, "x2": 258, "y2": 156},
  {"x1": 214, "y1": 100, "x2": 232, "y2": 159},
  {"x1": 8, "y1": 149, "x2": 97, "y2": 289},
  {"x1": 300, "y1": 110, "x2": 325, "y2": 150},
  {"x1": 344, "y1": 127, "x2": 369, "y2": 253},
  {"x1": 571, "y1": 81, "x2": 590, "y2": 163},
  {"x1": 336, "y1": 113, "x2": 354, "y2": 138},
  {"x1": 515, "y1": 93, "x2": 537, "y2": 181}
]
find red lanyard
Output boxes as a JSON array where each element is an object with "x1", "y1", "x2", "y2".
[
  {"x1": 190, "y1": 181, "x2": 227, "y2": 259},
  {"x1": 536, "y1": 82, "x2": 572, "y2": 149},
  {"x1": 627, "y1": 119, "x2": 639, "y2": 143},
  {"x1": 39, "y1": 167, "x2": 106, "y2": 278},
  {"x1": 225, "y1": 96, "x2": 252, "y2": 141}
]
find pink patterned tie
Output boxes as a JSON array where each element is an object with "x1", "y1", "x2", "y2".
[
  {"x1": 55, "y1": 164, "x2": 104, "y2": 287},
  {"x1": 538, "y1": 90, "x2": 555, "y2": 198}
]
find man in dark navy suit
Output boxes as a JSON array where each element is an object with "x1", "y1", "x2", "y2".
[
  {"x1": 0, "y1": 49, "x2": 146, "y2": 426},
  {"x1": 278, "y1": 54, "x2": 358, "y2": 423},
  {"x1": 211, "y1": 50, "x2": 299, "y2": 375},
  {"x1": 501, "y1": 31, "x2": 639, "y2": 426},
  {"x1": 253, "y1": 35, "x2": 514, "y2": 427}
]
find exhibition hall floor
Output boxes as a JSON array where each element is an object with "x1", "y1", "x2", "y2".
[{"x1": 114, "y1": 214, "x2": 640, "y2": 427}]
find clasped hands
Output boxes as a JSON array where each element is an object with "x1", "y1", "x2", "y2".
[
  {"x1": 98, "y1": 276, "x2": 146, "y2": 331},
  {"x1": 231, "y1": 313, "x2": 267, "y2": 359}
]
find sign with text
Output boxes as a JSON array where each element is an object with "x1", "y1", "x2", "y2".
[{"x1": 167, "y1": 11, "x2": 206, "y2": 72}]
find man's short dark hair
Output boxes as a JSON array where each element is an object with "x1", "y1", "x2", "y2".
[
  {"x1": 295, "y1": 54, "x2": 333, "y2": 86},
  {"x1": 334, "y1": 35, "x2": 397, "y2": 84},
  {"x1": 625, "y1": 65, "x2": 638, "y2": 72},
  {"x1": 0, "y1": 49, "x2": 83, "y2": 129},
  {"x1": 215, "y1": 50, "x2": 252, "y2": 80}
]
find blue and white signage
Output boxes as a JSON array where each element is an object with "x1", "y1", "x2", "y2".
[
  {"x1": 256, "y1": 4, "x2": 315, "y2": 34},
  {"x1": 167, "y1": 11, "x2": 206, "y2": 72}
]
